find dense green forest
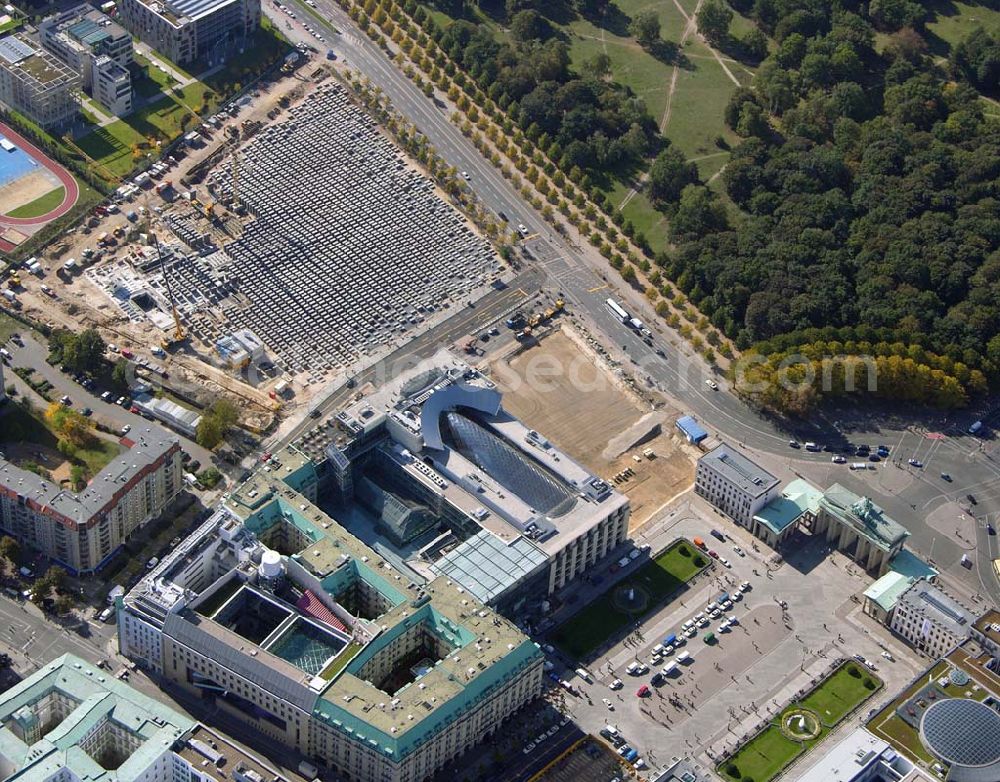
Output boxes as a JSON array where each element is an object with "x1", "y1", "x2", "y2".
[
  {"x1": 417, "y1": 0, "x2": 1000, "y2": 409},
  {"x1": 666, "y1": 2, "x2": 1000, "y2": 379}
]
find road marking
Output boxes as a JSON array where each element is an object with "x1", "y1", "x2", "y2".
[{"x1": 588, "y1": 284, "x2": 608, "y2": 293}]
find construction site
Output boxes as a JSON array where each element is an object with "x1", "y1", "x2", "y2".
[
  {"x1": 490, "y1": 326, "x2": 696, "y2": 530},
  {"x1": 6, "y1": 66, "x2": 507, "y2": 434}
]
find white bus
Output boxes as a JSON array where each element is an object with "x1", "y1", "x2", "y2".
[{"x1": 605, "y1": 297, "x2": 629, "y2": 323}]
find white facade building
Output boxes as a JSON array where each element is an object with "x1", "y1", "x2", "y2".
[
  {"x1": 889, "y1": 580, "x2": 977, "y2": 658},
  {"x1": 695, "y1": 443, "x2": 781, "y2": 529}
]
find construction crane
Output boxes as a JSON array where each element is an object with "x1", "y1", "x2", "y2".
[
  {"x1": 139, "y1": 195, "x2": 185, "y2": 350},
  {"x1": 151, "y1": 230, "x2": 186, "y2": 350}
]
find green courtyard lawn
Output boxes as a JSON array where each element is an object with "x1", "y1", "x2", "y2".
[
  {"x1": 0, "y1": 400, "x2": 121, "y2": 481},
  {"x1": 799, "y1": 661, "x2": 882, "y2": 726},
  {"x1": 5, "y1": 186, "x2": 65, "y2": 219},
  {"x1": 719, "y1": 662, "x2": 882, "y2": 782},
  {"x1": 718, "y1": 725, "x2": 805, "y2": 782},
  {"x1": 552, "y1": 539, "x2": 709, "y2": 659}
]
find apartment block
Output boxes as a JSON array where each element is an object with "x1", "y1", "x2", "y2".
[
  {"x1": 0, "y1": 425, "x2": 182, "y2": 573},
  {"x1": 0, "y1": 34, "x2": 79, "y2": 129}
]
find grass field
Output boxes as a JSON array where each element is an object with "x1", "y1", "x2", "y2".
[
  {"x1": 719, "y1": 662, "x2": 882, "y2": 782},
  {"x1": 925, "y1": 0, "x2": 1000, "y2": 52},
  {"x1": 799, "y1": 662, "x2": 881, "y2": 725},
  {"x1": 719, "y1": 725, "x2": 804, "y2": 782},
  {"x1": 5, "y1": 186, "x2": 65, "y2": 219},
  {"x1": 552, "y1": 539, "x2": 708, "y2": 659},
  {"x1": 74, "y1": 23, "x2": 289, "y2": 182}
]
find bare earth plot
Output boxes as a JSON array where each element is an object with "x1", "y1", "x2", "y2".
[{"x1": 491, "y1": 328, "x2": 694, "y2": 528}]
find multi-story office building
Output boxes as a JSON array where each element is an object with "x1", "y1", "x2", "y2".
[
  {"x1": 118, "y1": 445, "x2": 543, "y2": 782},
  {"x1": 0, "y1": 34, "x2": 79, "y2": 129},
  {"x1": 695, "y1": 443, "x2": 780, "y2": 530},
  {"x1": 0, "y1": 424, "x2": 182, "y2": 573},
  {"x1": 118, "y1": 0, "x2": 260, "y2": 65},
  {"x1": 0, "y1": 652, "x2": 291, "y2": 782},
  {"x1": 321, "y1": 350, "x2": 630, "y2": 605},
  {"x1": 889, "y1": 580, "x2": 977, "y2": 658},
  {"x1": 39, "y1": 5, "x2": 133, "y2": 115}
]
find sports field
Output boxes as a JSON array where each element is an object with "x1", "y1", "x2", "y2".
[{"x1": 552, "y1": 539, "x2": 708, "y2": 659}]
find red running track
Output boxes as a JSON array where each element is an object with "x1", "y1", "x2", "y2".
[{"x1": 0, "y1": 121, "x2": 79, "y2": 227}]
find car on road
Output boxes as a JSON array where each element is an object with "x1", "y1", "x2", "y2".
[
  {"x1": 635, "y1": 685, "x2": 650, "y2": 698},
  {"x1": 522, "y1": 742, "x2": 535, "y2": 754},
  {"x1": 517, "y1": 223, "x2": 529, "y2": 236},
  {"x1": 710, "y1": 529, "x2": 726, "y2": 541},
  {"x1": 880, "y1": 651, "x2": 895, "y2": 662},
  {"x1": 908, "y1": 459, "x2": 923, "y2": 467},
  {"x1": 832, "y1": 456, "x2": 847, "y2": 464},
  {"x1": 868, "y1": 454, "x2": 881, "y2": 462},
  {"x1": 966, "y1": 493, "x2": 977, "y2": 505},
  {"x1": 788, "y1": 440, "x2": 800, "y2": 448},
  {"x1": 101, "y1": 391, "x2": 112, "y2": 401},
  {"x1": 120, "y1": 424, "x2": 131, "y2": 435},
  {"x1": 81, "y1": 407, "x2": 92, "y2": 417},
  {"x1": 59, "y1": 395, "x2": 72, "y2": 405},
  {"x1": 116, "y1": 396, "x2": 127, "y2": 406},
  {"x1": 461, "y1": 171, "x2": 470, "y2": 181},
  {"x1": 602, "y1": 698, "x2": 614, "y2": 709},
  {"x1": 708, "y1": 549, "x2": 719, "y2": 559},
  {"x1": 740, "y1": 580, "x2": 751, "y2": 592},
  {"x1": 941, "y1": 473, "x2": 953, "y2": 482},
  {"x1": 719, "y1": 557, "x2": 731, "y2": 569},
  {"x1": 732, "y1": 545, "x2": 744, "y2": 556},
  {"x1": 988, "y1": 523, "x2": 996, "y2": 536},
  {"x1": 609, "y1": 678, "x2": 623, "y2": 690},
  {"x1": 146, "y1": 557, "x2": 159, "y2": 569},
  {"x1": 705, "y1": 379, "x2": 718, "y2": 390}
]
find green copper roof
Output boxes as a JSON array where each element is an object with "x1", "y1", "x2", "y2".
[
  {"x1": 863, "y1": 571, "x2": 915, "y2": 613},
  {"x1": 0, "y1": 654, "x2": 195, "y2": 782},
  {"x1": 754, "y1": 478, "x2": 824, "y2": 535}
]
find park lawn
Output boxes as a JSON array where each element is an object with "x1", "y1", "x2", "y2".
[
  {"x1": 718, "y1": 725, "x2": 804, "y2": 782},
  {"x1": 200, "y1": 21, "x2": 293, "y2": 95},
  {"x1": 663, "y1": 41, "x2": 744, "y2": 158},
  {"x1": 798, "y1": 662, "x2": 882, "y2": 726},
  {"x1": 613, "y1": 0, "x2": 690, "y2": 44},
  {"x1": 0, "y1": 402, "x2": 58, "y2": 449},
  {"x1": 0, "y1": 401, "x2": 119, "y2": 479},
  {"x1": 5, "y1": 186, "x2": 65, "y2": 218},
  {"x1": 925, "y1": 0, "x2": 1000, "y2": 51},
  {"x1": 568, "y1": 21, "x2": 675, "y2": 122},
  {"x1": 76, "y1": 95, "x2": 196, "y2": 178},
  {"x1": 604, "y1": 170, "x2": 670, "y2": 255},
  {"x1": 552, "y1": 539, "x2": 708, "y2": 659}
]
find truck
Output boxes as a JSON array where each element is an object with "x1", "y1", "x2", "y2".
[{"x1": 297, "y1": 761, "x2": 318, "y2": 779}]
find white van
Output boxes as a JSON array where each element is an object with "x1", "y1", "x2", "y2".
[
  {"x1": 804, "y1": 442, "x2": 819, "y2": 451},
  {"x1": 575, "y1": 668, "x2": 593, "y2": 683},
  {"x1": 676, "y1": 651, "x2": 691, "y2": 663},
  {"x1": 661, "y1": 661, "x2": 678, "y2": 676}
]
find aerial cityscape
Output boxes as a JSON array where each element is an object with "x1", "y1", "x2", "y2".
[{"x1": 0, "y1": 0, "x2": 998, "y2": 781}]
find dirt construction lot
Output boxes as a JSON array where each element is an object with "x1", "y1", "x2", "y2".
[{"x1": 491, "y1": 328, "x2": 694, "y2": 529}]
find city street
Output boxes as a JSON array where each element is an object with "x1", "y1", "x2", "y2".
[
  {"x1": 266, "y1": 0, "x2": 1000, "y2": 607},
  {"x1": 3, "y1": 332, "x2": 216, "y2": 468},
  {"x1": 544, "y1": 498, "x2": 929, "y2": 774}
]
